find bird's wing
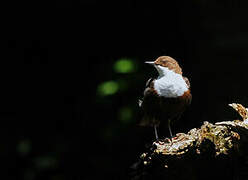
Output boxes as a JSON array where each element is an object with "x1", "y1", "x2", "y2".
[
  {"x1": 183, "y1": 76, "x2": 191, "y2": 89},
  {"x1": 145, "y1": 78, "x2": 154, "y2": 88},
  {"x1": 138, "y1": 78, "x2": 155, "y2": 107},
  {"x1": 139, "y1": 78, "x2": 159, "y2": 126}
]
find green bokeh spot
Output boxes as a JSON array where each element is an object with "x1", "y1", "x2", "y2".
[
  {"x1": 17, "y1": 140, "x2": 31, "y2": 156},
  {"x1": 34, "y1": 156, "x2": 57, "y2": 169},
  {"x1": 113, "y1": 58, "x2": 135, "y2": 73},
  {"x1": 119, "y1": 107, "x2": 133, "y2": 124},
  {"x1": 98, "y1": 81, "x2": 119, "y2": 96}
]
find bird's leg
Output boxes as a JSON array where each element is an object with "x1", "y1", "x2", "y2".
[
  {"x1": 154, "y1": 125, "x2": 158, "y2": 140},
  {"x1": 168, "y1": 119, "x2": 173, "y2": 139}
]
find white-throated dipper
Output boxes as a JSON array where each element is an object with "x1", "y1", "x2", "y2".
[{"x1": 139, "y1": 56, "x2": 192, "y2": 139}]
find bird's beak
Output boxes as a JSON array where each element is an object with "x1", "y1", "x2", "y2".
[{"x1": 145, "y1": 61, "x2": 155, "y2": 65}]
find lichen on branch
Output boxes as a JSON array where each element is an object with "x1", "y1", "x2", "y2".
[{"x1": 130, "y1": 103, "x2": 248, "y2": 180}]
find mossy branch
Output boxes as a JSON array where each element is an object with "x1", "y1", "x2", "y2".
[{"x1": 130, "y1": 103, "x2": 248, "y2": 180}]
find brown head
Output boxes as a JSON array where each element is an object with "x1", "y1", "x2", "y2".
[{"x1": 153, "y1": 56, "x2": 182, "y2": 75}]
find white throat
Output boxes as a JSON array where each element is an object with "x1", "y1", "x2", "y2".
[{"x1": 154, "y1": 66, "x2": 188, "y2": 97}]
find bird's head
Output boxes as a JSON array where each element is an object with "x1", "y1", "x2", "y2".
[{"x1": 145, "y1": 56, "x2": 182, "y2": 76}]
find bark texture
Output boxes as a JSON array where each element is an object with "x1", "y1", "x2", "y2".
[{"x1": 130, "y1": 103, "x2": 248, "y2": 180}]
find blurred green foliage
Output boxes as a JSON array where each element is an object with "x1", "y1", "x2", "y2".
[
  {"x1": 119, "y1": 107, "x2": 133, "y2": 124},
  {"x1": 97, "y1": 58, "x2": 138, "y2": 97},
  {"x1": 113, "y1": 58, "x2": 136, "y2": 73},
  {"x1": 17, "y1": 140, "x2": 31, "y2": 157},
  {"x1": 116, "y1": 79, "x2": 128, "y2": 91},
  {"x1": 97, "y1": 81, "x2": 119, "y2": 96},
  {"x1": 34, "y1": 156, "x2": 57, "y2": 169}
]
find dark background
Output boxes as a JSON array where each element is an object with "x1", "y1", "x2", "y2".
[{"x1": 2, "y1": 1, "x2": 248, "y2": 179}]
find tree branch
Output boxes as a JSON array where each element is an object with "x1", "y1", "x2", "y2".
[{"x1": 130, "y1": 103, "x2": 248, "y2": 180}]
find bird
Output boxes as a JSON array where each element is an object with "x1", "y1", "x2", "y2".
[{"x1": 139, "y1": 56, "x2": 192, "y2": 139}]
